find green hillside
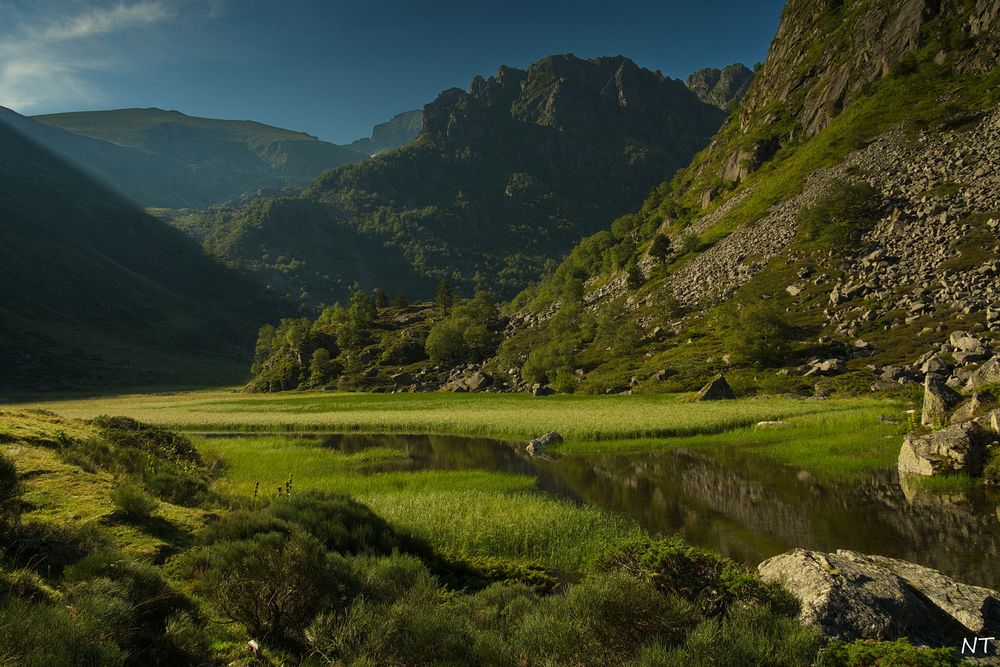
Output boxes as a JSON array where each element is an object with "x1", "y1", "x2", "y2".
[
  {"x1": 28, "y1": 108, "x2": 362, "y2": 208},
  {"x1": 177, "y1": 54, "x2": 727, "y2": 305},
  {"x1": 0, "y1": 110, "x2": 279, "y2": 392}
]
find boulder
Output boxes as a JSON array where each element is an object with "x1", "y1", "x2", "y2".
[
  {"x1": 531, "y1": 383, "x2": 555, "y2": 397},
  {"x1": 920, "y1": 374, "x2": 961, "y2": 426},
  {"x1": 950, "y1": 330, "x2": 985, "y2": 353},
  {"x1": 805, "y1": 358, "x2": 846, "y2": 376},
  {"x1": 695, "y1": 374, "x2": 735, "y2": 401},
  {"x1": 920, "y1": 354, "x2": 952, "y2": 376},
  {"x1": 966, "y1": 355, "x2": 1000, "y2": 391},
  {"x1": 898, "y1": 421, "x2": 992, "y2": 477},
  {"x1": 949, "y1": 392, "x2": 990, "y2": 424},
  {"x1": 526, "y1": 431, "x2": 563, "y2": 455},
  {"x1": 441, "y1": 371, "x2": 492, "y2": 393},
  {"x1": 758, "y1": 549, "x2": 1000, "y2": 643},
  {"x1": 390, "y1": 372, "x2": 415, "y2": 387}
]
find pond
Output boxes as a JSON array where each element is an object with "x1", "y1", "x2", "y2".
[{"x1": 205, "y1": 432, "x2": 1000, "y2": 588}]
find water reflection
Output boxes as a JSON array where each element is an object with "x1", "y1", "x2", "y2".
[{"x1": 209, "y1": 432, "x2": 1000, "y2": 588}]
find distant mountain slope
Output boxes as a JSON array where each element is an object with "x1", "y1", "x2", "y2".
[
  {"x1": 348, "y1": 109, "x2": 422, "y2": 156},
  {"x1": 28, "y1": 108, "x2": 363, "y2": 208},
  {"x1": 183, "y1": 54, "x2": 726, "y2": 305},
  {"x1": 686, "y1": 64, "x2": 754, "y2": 110},
  {"x1": 0, "y1": 109, "x2": 278, "y2": 392}
]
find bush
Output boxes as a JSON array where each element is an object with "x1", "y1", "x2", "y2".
[
  {"x1": 720, "y1": 301, "x2": 794, "y2": 367},
  {"x1": 817, "y1": 638, "x2": 961, "y2": 666},
  {"x1": 601, "y1": 535, "x2": 798, "y2": 618},
  {"x1": 111, "y1": 480, "x2": 158, "y2": 521},
  {"x1": 513, "y1": 572, "x2": 697, "y2": 666},
  {"x1": 798, "y1": 179, "x2": 882, "y2": 247},
  {"x1": 200, "y1": 529, "x2": 349, "y2": 640},
  {"x1": 638, "y1": 603, "x2": 823, "y2": 667}
]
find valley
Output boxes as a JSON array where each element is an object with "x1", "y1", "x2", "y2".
[{"x1": 2, "y1": 0, "x2": 1000, "y2": 663}]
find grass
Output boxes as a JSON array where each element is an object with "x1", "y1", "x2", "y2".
[
  {"x1": 14, "y1": 389, "x2": 903, "y2": 443},
  {"x1": 196, "y1": 434, "x2": 635, "y2": 571},
  {"x1": 561, "y1": 409, "x2": 908, "y2": 481}
]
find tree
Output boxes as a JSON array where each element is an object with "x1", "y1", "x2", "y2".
[
  {"x1": 436, "y1": 279, "x2": 454, "y2": 314},
  {"x1": 722, "y1": 301, "x2": 793, "y2": 366},
  {"x1": 251, "y1": 324, "x2": 276, "y2": 377},
  {"x1": 394, "y1": 294, "x2": 408, "y2": 308},
  {"x1": 373, "y1": 288, "x2": 388, "y2": 309},
  {"x1": 648, "y1": 234, "x2": 672, "y2": 259},
  {"x1": 338, "y1": 290, "x2": 377, "y2": 350},
  {"x1": 308, "y1": 348, "x2": 339, "y2": 385},
  {"x1": 425, "y1": 291, "x2": 500, "y2": 365}
]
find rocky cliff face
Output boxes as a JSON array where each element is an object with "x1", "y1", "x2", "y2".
[
  {"x1": 686, "y1": 64, "x2": 754, "y2": 110},
  {"x1": 348, "y1": 110, "x2": 422, "y2": 156}
]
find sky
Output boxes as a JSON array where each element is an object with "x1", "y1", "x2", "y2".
[{"x1": 0, "y1": 0, "x2": 786, "y2": 144}]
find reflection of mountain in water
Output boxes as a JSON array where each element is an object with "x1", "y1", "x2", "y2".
[{"x1": 281, "y1": 433, "x2": 1000, "y2": 588}]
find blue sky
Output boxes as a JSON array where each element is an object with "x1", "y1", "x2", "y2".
[{"x1": 0, "y1": 0, "x2": 785, "y2": 143}]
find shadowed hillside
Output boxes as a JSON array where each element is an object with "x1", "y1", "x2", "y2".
[{"x1": 0, "y1": 110, "x2": 279, "y2": 392}]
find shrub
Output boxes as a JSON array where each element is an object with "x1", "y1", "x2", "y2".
[
  {"x1": 266, "y1": 491, "x2": 411, "y2": 555},
  {"x1": 513, "y1": 572, "x2": 697, "y2": 666},
  {"x1": 638, "y1": 603, "x2": 823, "y2": 667},
  {"x1": 720, "y1": 300, "x2": 794, "y2": 367},
  {"x1": 816, "y1": 638, "x2": 961, "y2": 666},
  {"x1": 601, "y1": 535, "x2": 797, "y2": 618},
  {"x1": 111, "y1": 480, "x2": 158, "y2": 521},
  {"x1": 200, "y1": 529, "x2": 348, "y2": 640},
  {"x1": 797, "y1": 179, "x2": 882, "y2": 247}
]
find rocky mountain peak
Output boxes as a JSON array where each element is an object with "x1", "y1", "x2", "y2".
[{"x1": 686, "y1": 63, "x2": 754, "y2": 110}]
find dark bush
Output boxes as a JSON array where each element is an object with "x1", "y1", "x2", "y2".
[
  {"x1": 111, "y1": 480, "x2": 158, "y2": 521},
  {"x1": 266, "y1": 491, "x2": 410, "y2": 555},
  {"x1": 797, "y1": 179, "x2": 882, "y2": 247},
  {"x1": 719, "y1": 300, "x2": 794, "y2": 368},
  {"x1": 200, "y1": 529, "x2": 352, "y2": 640}
]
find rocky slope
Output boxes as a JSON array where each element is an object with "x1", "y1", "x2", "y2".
[
  {"x1": 486, "y1": 0, "x2": 1000, "y2": 398},
  {"x1": 181, "y1": 54, "x2": 726, "y2": 305}
]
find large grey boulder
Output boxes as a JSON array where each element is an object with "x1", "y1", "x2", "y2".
[
  {"x1": 967, "y1": 356, "x2": 1000, "y2": 391},
  {"x1": 441, "y1": 370, "x2": 492, "y2": 393},
  {"x1": 758, "y1": 549, "x2": 1000, "y2": 643},
  {"x1": 921, "y1": 374, "x2": 962, "y2": 426},
  {"x1": 695, "y1": 374, "x2": 735, "y2": 401},
  {"x1": 898, "y1": 421, "x2": 992, "y2": 477}
]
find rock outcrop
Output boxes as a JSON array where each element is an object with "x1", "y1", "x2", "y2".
[
  {"x1": 921, "y1": 374, "x2": 963, "y2": 426},
  {"x1": 898, "y1": 421, "x2": 993, "y2": 477},
  {"x1": 759, "y1": 548, "x2": 1000, "y2": 644},
  {"x1": 695, "y1": 374, "x2": 735, "y2": 401},
  {"x1": 526, "y1": 431, "x2": 563, "y2": 456},
  {"x1": 686, "y1": 63, "x2": 754, "y2": 110}
]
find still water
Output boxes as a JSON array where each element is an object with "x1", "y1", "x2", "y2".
[{"x1": 212, "y1": 432, "x2": 1000, "y2": 588}]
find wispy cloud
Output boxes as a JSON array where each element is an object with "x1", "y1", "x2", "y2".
[{"x1": 0, "y1": 1, "x2": 176, "y2": 112}]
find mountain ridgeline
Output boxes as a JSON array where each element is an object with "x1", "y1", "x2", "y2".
[
  {"x1": 0, "y1": 109, "x2": 278, "y2": 391},
  {"x1": 178, "y1": 55, "x2": 728, "y2": 305},
  {"x1": 20, "y1": 107, "x2": 420, "y2": 209}
]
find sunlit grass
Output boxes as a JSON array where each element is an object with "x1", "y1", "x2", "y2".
[
  {"x1": 18, "y1": 390, "x2": 903, "y2": 444},
  {"x1": 558, "y1": 404, "x2": 907, "y2": 480}
]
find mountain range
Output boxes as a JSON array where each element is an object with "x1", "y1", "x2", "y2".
[
  {"x1": 177, "y1": 54, "x2": 729, "y2": 305},
  {"x1": 10, "y1": 107, "x2": 420, "y2": 209}
]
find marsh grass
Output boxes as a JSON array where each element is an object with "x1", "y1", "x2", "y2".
[
  {"x1": 20, "y1": 391, "x2": 902, "y2": 443},
  {"x1": 559, "y1": 406, "x2": 906, "y2": 480}
]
